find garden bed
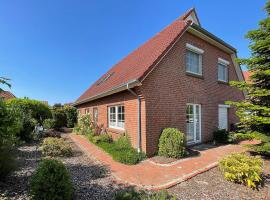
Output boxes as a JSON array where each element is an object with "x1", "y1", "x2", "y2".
[
  {"x1": 87, "y1": 134, "x2": 145, "y2": 165},
  {"x1": 168, "y1": 158, "x2": 270, "y2": 200}
]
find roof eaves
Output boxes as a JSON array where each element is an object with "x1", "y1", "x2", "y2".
[
  {"x1": 73, "y1": 79, "x2": 142, "y2": 106},
  {"x1": 189, "y1": 23, "x2": 237, "y2": 53}
]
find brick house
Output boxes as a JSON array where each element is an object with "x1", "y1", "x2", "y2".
[
  {"x1": 0, "y1": 90, "x2": 16, "y2": 101},
  {"x1": 74, "y1": 9, "x2": 245, "y2": 156}
]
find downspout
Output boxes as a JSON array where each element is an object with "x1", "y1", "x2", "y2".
[{"x1": 127, "y1": 83, "x2": 142, "y2": 153}]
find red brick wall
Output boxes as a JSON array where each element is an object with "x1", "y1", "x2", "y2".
[
  {"x1": 141, "y1": 32, "x2": 245, "y2": 156},
  {"x1": 76, "y1": 90, "x2": 147, "y2": 151}
]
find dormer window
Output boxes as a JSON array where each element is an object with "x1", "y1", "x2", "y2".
[
  {"x1": 186, "y1": 43, "x2": 204, "y2": 75},
  {"x1": 218, "y1": 58, "x2": 229, "y2": 82}
]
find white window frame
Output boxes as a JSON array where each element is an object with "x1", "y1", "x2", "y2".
[
  {"x1": 93, "y1": 108, "x2": 98, "y2": 123},
  {"x1": 218, "y1": 58, "x2": 229, "y2": 82},
  {"x1": 186, "y1": 43, "x2": 204, "y2": 76},
  {"x1": 108, "y1": 105, "x2": 125, "y2": 130},
  {"x1": 84, "y1": 108, "x2": 90, "y2": 115}
]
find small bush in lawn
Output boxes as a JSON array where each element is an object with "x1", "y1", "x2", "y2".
[
  {"x1": 252, "y1": 142, "x2": 270, "y2": 157},
  {"x1": 114, "y1": 188, "x2": 177, "y2": 200},
  {"x1": 213, "y1": 129, "x2": 229, "y2": 144},
  {"x1": 219, "y1": 153, "x2": 263, "y2": 188},
  {"x1": 92, "y1": 134, "x2": 112, "y2": 144},
  {"x1": 43, "y1": 118, "x2": 56, "y2": 130},
  {"x1": 158, "y1": 128, "x2": 186, "y2": 158},
  {"x1": 40, "y1": 137, "x2": 72, "y2": 157},
  {"x1": 30, "y1": 159, "x2": 72, "y2": 200}
]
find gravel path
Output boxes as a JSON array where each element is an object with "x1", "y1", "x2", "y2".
[
  {"x1": 60, "y1": 135, "x2": 124, "y2": 200},
  {"x1": 168, "y1": 159, "x2": 270, "y2": 200},
  {"x1": 0, "y1": 141, "x2": 40, "y2": 200},
  {"x1": 0, "y1": 136, "x2": 126, "y2": 200},
  {"x1": 1, "y1": 135, "x2": 269, "y2": 200}
]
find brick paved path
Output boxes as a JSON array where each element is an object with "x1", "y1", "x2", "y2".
[{"x1": 69, "y1": 134, "x2": 256, "y2": 190}]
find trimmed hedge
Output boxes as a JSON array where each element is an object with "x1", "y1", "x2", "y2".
[
  {"x1": 30, "y1": 159, "x2": 72, "y2": 200},
  {"x1": 158, "y1": 128, "x2": 186, "y2": 158}
]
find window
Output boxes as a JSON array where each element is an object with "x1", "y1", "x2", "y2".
[
  {"x1": 84, "y1": 108, "x2": 89, "y2": 115},
  {"x1": 218, "y1": 58, "x2": 229, "y2": 82},
  {"x1": 186, "y1": 44, "x2": 203, "y2": 75},
  {"x1": 108, "y1": 105, "x2": 125, "y2": 129},
  {"x1": 93, "y1": 108, "x2": 98, "y2": 124}
]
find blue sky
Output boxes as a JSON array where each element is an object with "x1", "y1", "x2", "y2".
[{"x1": 0, "y1": 0, "x2": 267, "y2": 105}]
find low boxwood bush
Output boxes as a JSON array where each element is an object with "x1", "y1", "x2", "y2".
[
  {"x1": 158, "y1": 128, "x2": 186, "y2": 158},
  {"x1": 213, "y1": 129, "x2": 229, "y2": 144},
  {"x1": 219, "y1": 153, "x2": 263, "y2": 188},
  {"x1": 40, "y1": 137, "x2": 73, "y2": 157},
  {"x1": 92, "y1": 134, "x2": 112, "y2": 144},
  {"x1": 114, "y1": 188, "x2": 177, "y2": 200},
  {"x1": 43, "y1": 118, "x2": 56, "y2": 130},
  {"x1": 30, "y1": 159, "x2": 72, "y2": 200}
]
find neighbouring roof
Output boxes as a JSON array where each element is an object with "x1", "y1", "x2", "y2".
[
  {"x1": 243, "y1": 71, "x2": 252, "y2": 83},
  {"x1": 75, "y1": 8, "x2": 238, "y2": 106},
  {"x1": 0, "y1": 90, "x2": 16, "y2": 100}
]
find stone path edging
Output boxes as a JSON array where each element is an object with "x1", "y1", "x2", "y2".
[{"x1": 68, "y1": 133, "x2": 249, "y2": 190}]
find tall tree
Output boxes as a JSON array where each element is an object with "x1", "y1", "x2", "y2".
[{"x1": 228, "y1": 0, "x2": 270, "y2": 135}]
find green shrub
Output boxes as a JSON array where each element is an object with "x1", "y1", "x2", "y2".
[
  {"x1": 0, "y1": 144, "x2": 17, "y2": 179},
  {"x1": 234, "y1": 132, "x2": 256, "y2": 141},
  {"x1": 52, "y1": 108, "x2": 67, "y2": 129},
  {"x1": 74, "y1": 114, "x2": 92, "y2": 135},
  {"x1": 89, "y1": 135, "x2": 145, "y2": 165},
  {"x1": 158, "y1": 128, "x2": 186, "y2": 158},
  {"x1": 219, "y1": 153, "x2": 263, "y2": 188},
  {"x1": 252, "y1": 142, "x2": 270, "y2": 156},
  {"x1": 0, "y1": 100, "x2": 20, "y2": 179},
  {"x1": 114, "y1": 189, "x2": 177, "y2": 200},
  {"x1": 43, "y1": 118, "x2": 56, "y2": 130},
  {"x1": 64, "y1": 105, "x2": 77, "y2": 128},
  {"x1": 6, "y1": 98, "x2": 51, "y2": 142},
  {"x1": 40, "y1": 137, "x2": 73, "y2": 157},
  {"x1": 92, "y1": 134, "x2": 112, "y2": 144},
  {"x1": 213, "y1": 129, "x2": 229, "y2": 144},
  {"x1": 30, "y1": 159, "x2": 72, "y2": 200}
]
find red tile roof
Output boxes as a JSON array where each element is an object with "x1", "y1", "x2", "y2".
[
  {"x1": 76, "y1": 9, "x2": 194, "y2": 104},
  {"x1": 243, "y1": 71, "x2": 252, "y2": 83},
  {"x1": 0, "y1": 90, "x2": 16, "y2": 100}
]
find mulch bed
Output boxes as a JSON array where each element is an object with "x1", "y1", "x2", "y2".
[{"x1": 168, "y1": 158, "x2": 270, "y2": 200}]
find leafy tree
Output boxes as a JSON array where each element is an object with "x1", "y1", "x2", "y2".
[
  {"x1": 0, "y1": 77, "x2": 11, "y2": 92},
  {"x1": 227, "y1": 1, "x2": 270, "y2": 135},
  {"x1": 6, "y1": 98, "x2": 52, "y2": 142}
]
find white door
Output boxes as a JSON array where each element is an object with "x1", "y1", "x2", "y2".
[
  {"x1": 218, "y1": 105, "x2": 229, "y2": 130},
  {"x1": 186, "y1": 104, "x2": 201, "y2": 144}
]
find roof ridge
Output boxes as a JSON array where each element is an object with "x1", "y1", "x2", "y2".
[{"x1": 76, "y1": 9, "x2": 193, "y2": 104}]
